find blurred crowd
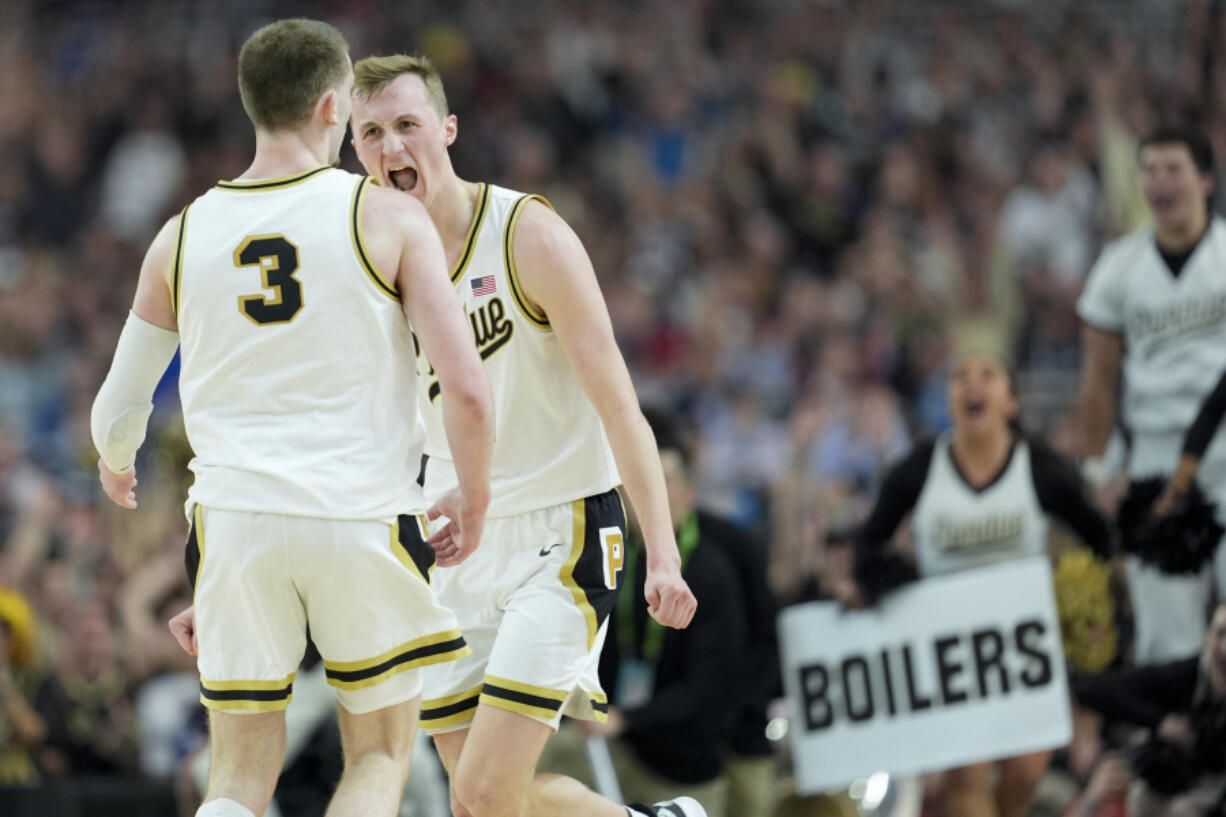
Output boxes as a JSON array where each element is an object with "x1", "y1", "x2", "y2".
[{"x1": 3, "y1": 0, "x2": 1226, "y2": 814}]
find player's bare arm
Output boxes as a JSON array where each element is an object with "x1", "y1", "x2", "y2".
[
  {"x1": 1077, "y1": 324, "x2": 1124, "y2": 487},
  {"x1": 512, "y1": 200, "x2": 697, "y2": 629},
  {"x1": 92, "y1": 215, "x2": 181, "y2": 509},
  {"x1": 362, "y1": 185, "x2": 494, "y2": 565}
]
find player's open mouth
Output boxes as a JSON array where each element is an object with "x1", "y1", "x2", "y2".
[
  {"x1": 1148, "y1": 192, "x2": 1177, "y2": 213},
  {"x1": 964, "y1": 398, "x2": 986, "y2": 419},
  {"x1": 389, "y1": 165, "x2": 419, "y2": 192}
]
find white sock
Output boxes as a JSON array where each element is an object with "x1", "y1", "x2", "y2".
[{"x1": 196, "y1": 797, "x2": 257, "y2": 817}]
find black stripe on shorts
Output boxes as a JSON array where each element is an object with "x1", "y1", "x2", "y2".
[
  {"x1": 200, "y1": 683, "x2": 292, "y2": 704},
  {"x1": 421, "y1": 694, "x2": 481, "y2": 722},
  {"x1": 481, "y1": 683, "x2": 564, "y2": 714},
  {"x1": 325, "y1": 636, "x2": 468, "y2": 685}
]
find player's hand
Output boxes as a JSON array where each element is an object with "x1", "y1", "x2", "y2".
[
  {"x1": 644, "y1": 561, "x2": 697, "y2": 629},
  {"x1": 833, "y1": 577, "x2": 868, "y2": 609},
  {"x1": 168, "y1": 605, "x2": 198, "y2": 657},
  {"x1": 1083, "y1": 753, "x2": 1132, "y2": 804},
  {"x1": 1153, "y1": 454, "x2": 1199, "y2": 518},
  {"x1": 1157, "y1": 714, "x2": 1195, "y2": 745},
  {"x1": 1152, "y1": 484, "x2": 1181, "y2": 518},
  {"x1": 98, "y1": 460, "x2": 138, "y2": 509},
  {"x1": 426, "y1": 488, "x2": 486, "y2": 567}
]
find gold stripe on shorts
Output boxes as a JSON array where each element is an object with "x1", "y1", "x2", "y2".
[
  {"x1": 189, "y1": 504, "x2": 206, "y2": 603},
  {"x1": 589, "y1": 691, "x2": 609, "y2": 723},
  {"x1": 324, "y1": 629, "x2": 470, "y2": 690},
  {"x1": 420, "y1": 683, "x2": 483, "y2": 728},
  {"x1": 200, "y1": 672, "x2": 296, "y2": 711},
  {"x1": 479, "y1": 674, "x2": 567, "y2": 721},
  {"x1": 559, "y1": 499, "x2": 599, "y2": 649}
]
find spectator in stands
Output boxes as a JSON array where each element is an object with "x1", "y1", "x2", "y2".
[
  {"x1": 1074, "y1": 602, "x2": 1226, "y2": 817},
  {"x1": 648, "y1": 410, "x2": 781, "y2": 817},
  {"x1": 34, "y1": 600, "x2": 137, "y2": 777},
  {"x1": 580, "y1": 423, "x2": 746, "y2": 817},
  {"x1": 1062, "y1": 753, "x2": 1133, "y2": 817},
  {"x1": 0, "y1": 588, "x2": 44, "y2": 785},
  {"x1": 0, "y1": 1, "x2": 1225, "y2": 810}
]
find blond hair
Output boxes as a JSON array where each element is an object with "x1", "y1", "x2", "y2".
[
  {"x1": 353, "y1": 54, "x2": 450, "y2": 121},
  {"x1": 238, "y1": 18, "x2": 350, "y2": 132}
]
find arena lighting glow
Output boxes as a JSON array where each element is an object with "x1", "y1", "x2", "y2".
[{"x1": 862, "y1": 772, "x2": 891, "y2": 811}]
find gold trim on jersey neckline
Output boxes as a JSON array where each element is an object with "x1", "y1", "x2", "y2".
[
  {"x1": 350, "y1": 177, "x2": 400, "y2": 301},
  {"x1": 214, "y1": 166, "x2": 332, "y2": 191},
  {"x1": 505, "y1": 194, "x2": 553, "y2": 328},
  {"x1": 171, "y1": 204, "x2": 191, "y2": 319},
  {"x1": 450, "y1": 182, "x2": 490, "y2": 284}
]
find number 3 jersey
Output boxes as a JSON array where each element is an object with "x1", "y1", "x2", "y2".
[
  {"x1": 416, "y1": 184, "x2": 620, "y2": 518},
  {"x1": 175, "y1": 167, "x2": 425, "y2": 520}
]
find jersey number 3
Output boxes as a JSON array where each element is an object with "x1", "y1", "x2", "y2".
[{"x1": 234, "y1": 235, "x2": 303, "y2": 325}]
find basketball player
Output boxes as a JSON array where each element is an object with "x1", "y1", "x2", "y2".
[
  {"x1": 839, "y1": 352, "x2": 1112, "y2": 817},
  {"x1": 348, "y1": 55, "x2": 701, "y2": 817},
  {"x1": 1077, "y1": 127, "x2": 1226, "y2": 663},
  {"x1": 90, "y1": 21, "x2": 493, "y2": 817}
]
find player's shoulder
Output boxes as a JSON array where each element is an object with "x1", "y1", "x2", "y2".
[
  {"x1": 1091, "y1": 227, "x2": 1155, "y2": 276},
  {"x1": 1205, "y1": 215, "x2": 1226, "y2": 250},
  {"x1": 503, "y1": 189, "x2": 576, "y2": 261},
  {"x1": 883, "y1": 435, "x2": 939, "y2": 490},
  {"x1": 900, "y1": 435, "x2": 939, "y2": 469},
  {"x1": 1018, "y1": 433, "x2": 1064, "y2": 469},
  {"x1": 359, "y1": 177, "x2": 431, "y2": 226}
]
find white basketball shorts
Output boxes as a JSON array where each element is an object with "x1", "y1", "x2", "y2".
[
  {"x1": 419, "y1": 488, "x2": 626, "y2": 733},
  {"x1": 187, "y1": 505, "x2": 469, "y2": 715}
]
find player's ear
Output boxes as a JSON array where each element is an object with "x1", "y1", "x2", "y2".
[
  {"x1": 319, "y1": 89, "x2": 341, "y2": 127},
  {"x1": 443, "y1": 114, "x2": 458, "y2": 148}
]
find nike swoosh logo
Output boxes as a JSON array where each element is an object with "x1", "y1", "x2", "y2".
[{"x1": 539, "y1": 543, "x2": 563, "y2": 557}]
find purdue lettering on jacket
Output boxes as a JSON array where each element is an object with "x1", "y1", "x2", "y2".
[{"x1": 1079, "y1": 218, "x2": 1226, "y2": 433}]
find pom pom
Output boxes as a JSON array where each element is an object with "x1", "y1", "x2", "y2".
[
  {"x1": 1117, "y1": 476, "x2": 1223, "y2": 575},
  {"x1": 0, "y1": 589, "x2": 37, "y2": 668},
  {"x1": 1131, "y1": 736, "x2": 1201, "y2": 795},
  {"x1": 1053, "y1": 549, "x2": 1118, "y2": 674},
  {"x1": 852, "y1": 547, "x2": 919, "y2": 606}
]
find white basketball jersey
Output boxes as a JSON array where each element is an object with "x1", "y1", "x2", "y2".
[
  {"x1": 176, "y1": 167, "x2": 424, "y2": 519},
  {"x1": 1078, "y1": 218, "x2": 1226, "y2": 435},
  {"x1": 912, "y1": 435, "x2": 1047, "y2": 577},
  {"x1": 418, "y1": 184, "x2": 619, "y2": 517}
]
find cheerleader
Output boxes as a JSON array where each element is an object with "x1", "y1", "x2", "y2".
[
  {"x1": 1114, "y1": 364, "x2": 1226, "y2": 578},
  {"x1": 839, "y1": 352, "x2": 1112, "y2": 817},
  {"x1": 1077, "y1": 127, "x2": 1226, "y2": 663}
]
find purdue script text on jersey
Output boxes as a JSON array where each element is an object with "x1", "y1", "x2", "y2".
[
  {"x1": 1079, "y1": 218, "x2": 1226, "y2": 434},
  {"x1": 414, "y1": 184, "x2": 620, "y2": 518}
]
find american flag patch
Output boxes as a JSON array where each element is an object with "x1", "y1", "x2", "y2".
[{"x1": 470, "y1": 275, "x2": 497, "y2": 296}]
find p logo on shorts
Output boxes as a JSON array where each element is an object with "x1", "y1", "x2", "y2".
[{"x1": 600, "y1": 527, "x2": 624, "y2": 591}]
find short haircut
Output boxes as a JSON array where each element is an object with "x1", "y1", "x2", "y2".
[
  {"x1": 1140, "y1": 126, "x2": 1215, "y2": 176},
  {"x1": 352, "y1": 54, "x2": 450, "y2": 121},
  {"x1": 238, "y1": 18, "x2": 350, "y2": 132}
]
